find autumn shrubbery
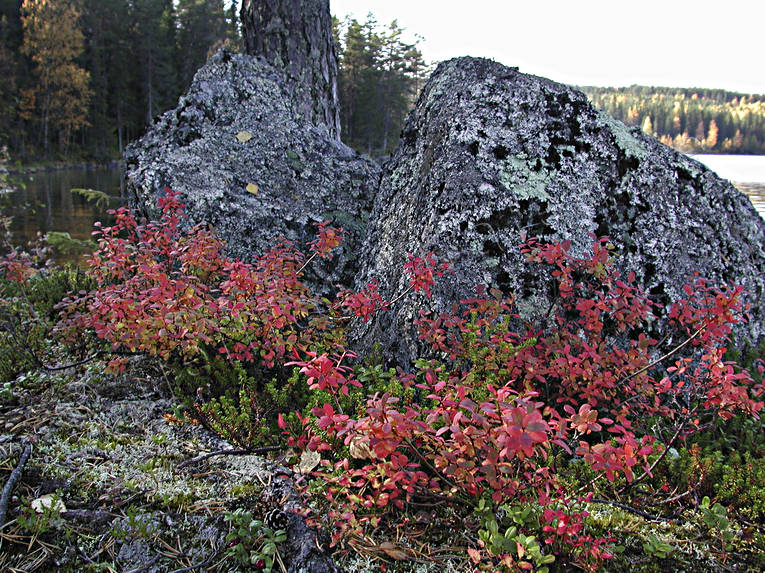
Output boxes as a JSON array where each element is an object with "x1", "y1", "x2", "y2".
[{"x1": 2, "y1": 189, "x2": 764, "y2": 571}]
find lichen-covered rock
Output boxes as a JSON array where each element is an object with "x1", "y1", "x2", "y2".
[
  {"x1": 125, "y1": 50, "x2": 379, "y2": 291},
  {"x1": 354, "y1": 57, "x2": 765, "y2": 365}
]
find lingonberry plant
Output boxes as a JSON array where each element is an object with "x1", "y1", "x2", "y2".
[{"x1": 41, "y1": 189, "x2": 762, "y2": 571}]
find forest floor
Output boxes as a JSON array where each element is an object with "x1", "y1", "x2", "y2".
[
  {"x1": 2, "y1": 358, "x2": 764, "y2": 573},
  {"x1": 0, "y1": 359, "x2": 304, "y2": 573}
]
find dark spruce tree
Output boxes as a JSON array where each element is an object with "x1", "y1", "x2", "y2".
[
  {"x1": 176, "y1": 0, "x2": 227, "y2": 90},
  {"x1": 335, "y1": 14, "x2": 428, "y2": 156}
]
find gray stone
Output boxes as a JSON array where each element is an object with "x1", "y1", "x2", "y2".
[
  {"x1": 354, "y1": 57, "x2": 765, "y2": 365},
  {"x1": 124, "y1": 50, "x2": 379, "y2": 292}
]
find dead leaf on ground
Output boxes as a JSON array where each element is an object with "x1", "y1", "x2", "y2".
[
  {"x1": 235, "y1": 131, "x2": 253, "y2": 143},
  {"x1": 377, "y1": 541, "x2": 410, "y2": 561},
  {"x1": 297, "y1": 449, "x2": 320, "y2": 474}
]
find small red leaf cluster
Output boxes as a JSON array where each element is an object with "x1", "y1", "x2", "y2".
[
  {"x1": 0, "y1": 250, "x2": 38, "y2": 283},
  {"x1": 403, "y1": 252, "x2": 450, "y2": 297},
  {"x1": 56, "y1": 189, "x2": 343, "y2": 370}
]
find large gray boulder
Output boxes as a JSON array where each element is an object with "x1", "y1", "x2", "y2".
[
  {"x1": 125, "y1": 51, "x2": 379, "y2": 291},
  {"x1": 354, "y1": 57, "x2": 765, "y2": 365}
]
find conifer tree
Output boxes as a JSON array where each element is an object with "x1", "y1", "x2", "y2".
[
  {"x1": 80, "y1": 0, "x2": 131, "y2": 155},
  {"x1": 131, "y1": 0, "x2": 178, "y2": 127},
  {"x1": 176, "y1": 0, "x2": 226, "y2": 89},
  {"x1": 336, "y1": 14, "x2": 427, "y2": 156},
  {"x1": 0, "y1": 13, "x2": 19, "y2": 148}
]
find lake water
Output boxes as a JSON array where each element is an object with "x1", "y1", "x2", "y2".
[
  {"x1": 1, "y1": 166, "x2": 123, "y2": 257},
  {"x1": 690, "y1": 154, "x2": 765, "y2": 219},
  {"x1": 0, "y1": 156, "x2": 763, "y2": 263}
]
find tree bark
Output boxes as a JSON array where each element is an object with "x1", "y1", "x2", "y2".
[{"x1": 240, "y1": 0, "x2": 341, "y2": 140}]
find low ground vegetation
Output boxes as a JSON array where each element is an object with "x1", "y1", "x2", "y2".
[{"x1": 0, "y1": 190, "x2": 763, "y2": 571}]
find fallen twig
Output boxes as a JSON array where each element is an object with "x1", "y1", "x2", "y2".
[
  {"x1": 176, "y1": 446, "x2": 283, "y2": 470},
  {"x1": 167, "y1": 548, "x2": 220, "y2": 573},
  {"x1": 590, "y1": 497, "x2": 674, "y2": 522},
  {"x1": 0, "y1": 438, "x2": 32, "y2": 531},
  {"x1": 126, "y1": 554, "x2": 161, "y2": 573}
]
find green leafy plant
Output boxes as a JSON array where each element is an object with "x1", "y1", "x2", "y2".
[
  {"x1": 70, "y1": 187, "x2": 117, "y2": 209},
  {"x1": 641, "y1": 533, "x2": 674, "y2": 559},
  {"x1": 110, "y1": 506, "x2": 160, "y2": 541},
  {"x1": 698, "y1": 496, "x2": 735, "y2": 553},
  {"x1": 16, "y1": 494, "x2": 66, "y2": 537},
  {"x1": 224, "y1": 509, "x2": 287, "y2": 572},
  {"x1": 0, "y1": 242, "x2": 94, "y2": 383},
  {"x1": 474, "y1": 498, "x2": 555, "y2": 571}
]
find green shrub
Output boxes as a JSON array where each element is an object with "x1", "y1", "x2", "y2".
[
  {"x1": 715, "y1": 452, "x2": 765, "y2": 522},
  {"x1": 0, "y1": 265, "x2": 94, "y2": 383}
]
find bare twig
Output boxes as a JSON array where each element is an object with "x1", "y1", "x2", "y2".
[
  {"x1": 387, "y1": 285, "x2": 413, "y2": 307},
  {"x1": 618, "y1": 324, "x2": 706, "y2": 385},
  {"x1": 655, "y1": 489, "x2": 692, "y2": 506},
  {"x1": 619, "y1": 416, "x2": 690, "y2": 494},
  {"x1": 403, "y1": 438, "x2": 473, "y2": 507},
  {"x1": 0, "y1": 439, "x2": 32, "y2": 531},
  {"x1": 176, "y1": 446, "x2": 284, "y2": 470},
  {"x1": 37, "y1": 349, "x2": 143, "y2": 372},
  {"x1": 296, "y1": 251, "x2": 318, "y2": 275},
  {"x1": 167, "y1": 549, "x2": 219, "y2": 573}
]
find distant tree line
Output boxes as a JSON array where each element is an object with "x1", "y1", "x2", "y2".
[
  {"x1": 25, "y1": 3, "x2": 761, "y2": 163},
  {"x1": 0, "y1": 0, "x2": 237, "y2": 162},
  {"x1": 581, "y1": 86, "x2": 765, "y2": 155}
]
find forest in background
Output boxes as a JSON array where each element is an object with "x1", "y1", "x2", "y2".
[
  {"x1": 582, "y1": 86, "x2": 765, "y2": 154},
  {"x1": 0, "y1": 0, "x2": 763, "y2": 163},
  {"x1": 0, "y1": 0, "x2": 238, "y2": 161},
  {"x1": 0, "y1": 0, "x2": 427, "y2": 162}
]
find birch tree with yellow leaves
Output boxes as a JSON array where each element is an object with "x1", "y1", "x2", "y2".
[{"x1": 21, "y1": 0, "x2": 91, "y2": 155}]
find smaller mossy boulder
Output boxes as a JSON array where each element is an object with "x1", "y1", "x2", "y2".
[
  {"x1": 125, "y1": 50, "x2": 379, "y2": 292},
  {"x1": 354, "y1": 57, "x2": 765, "y2": 365}
]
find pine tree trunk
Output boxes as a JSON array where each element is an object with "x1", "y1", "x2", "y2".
[{"x1": 240, "y1": 0, "x2": 341, "y2": 140}]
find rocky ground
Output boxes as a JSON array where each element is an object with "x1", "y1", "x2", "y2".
[
  {"x1": 0, "y1": 359, "x2": 342, "y2": 573},
  {"x1": 2, "y1": 358, "x2": 764, "y2": 573}
]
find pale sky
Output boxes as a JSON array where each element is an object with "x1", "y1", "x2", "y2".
[{"x1": 330, "y1": 0, "x2": 765, "y2": 95}]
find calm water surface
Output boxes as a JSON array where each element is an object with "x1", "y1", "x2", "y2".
[
  {"x1": 690, "y1": 154, "x2": 765, "y2": 219},
  {"x1": 2, "y1": 166, "x2": 122, "y2": 252}
]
